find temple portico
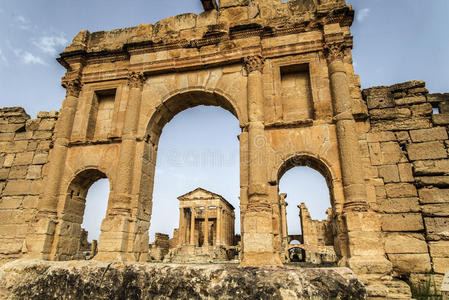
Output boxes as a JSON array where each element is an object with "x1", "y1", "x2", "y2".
[
  {"x1": 160, "y1": 188, "x2": 236, "y2": 261},
  {"x1": 178, "y1": 188, "x2": 235, "y2": 248}
]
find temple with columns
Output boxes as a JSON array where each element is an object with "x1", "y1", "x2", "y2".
[{"x1": 164, "y1": 188, "x2": 236, "y2": 261}]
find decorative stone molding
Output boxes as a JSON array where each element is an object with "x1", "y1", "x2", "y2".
[
  {"x1": 127, "y1": 71, "x2": 145, "y2": 89},
  {"x1": 246, "y1": 201, "x2": 272, "y2": 213},
  {"x1": 323, "y1": 41, "x2": 346, "y2": 62},
  {"x1": 62, "y1": 77, "x2": 81, "y2": 98},
  {"x1": 343, "y1": 201, "x2": 370, "y2": 212},
  {"x1": 243, "y1": 55, "x2": 265, "y2": 73}
]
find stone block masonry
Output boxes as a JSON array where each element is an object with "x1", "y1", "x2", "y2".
[
  {"x1": 363, "y1": 81, "x2": 449, "y2": 295},
  {"x1": 0, "y1": 107, "x2": 57, "y2": 263}
]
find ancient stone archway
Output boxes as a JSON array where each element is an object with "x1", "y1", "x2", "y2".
[
  {"x1": 276, "y1": 154, "x2": 337, "y2": 206},
  {"x1": 136, "y1": 89, "x2": 243, "y2": 257},
  {"x1": 5, "y1": 1, "x2": 436, "y2": 296},
  {"x1": 49, "y1": 168, "x2": 110, "y2": 261},
  {"x1": 2, "y1": 2, "x2": 448, "y2": 298},
  {"x1": 145, "y1": 89, "x2": 243, "y2": 145},
  {"x1": 273, "y1": 154, "x2": 348, "y2": 265}
]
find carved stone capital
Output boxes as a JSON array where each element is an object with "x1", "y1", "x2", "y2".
[
  {"x1": 128, "y1": 71, "x2": 145, "y2": 89},
  {"x1": 62, "y1": 77, "x2": 81, "y2": 98},
  {"x1": 323, "y1": 41, "x2": 346, "y2": 62},
  {"x1": 243, "y1": 55, "x2": 265, "y2": 73}
]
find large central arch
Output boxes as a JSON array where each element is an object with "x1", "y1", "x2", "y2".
[
  {"x1": 137, "y1": 88, "x2": 245, "y2": 257},
  {"x1": 145, "y1": 88, "x2": 244, "y2": 145}
]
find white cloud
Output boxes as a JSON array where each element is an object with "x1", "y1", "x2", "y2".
[
  {"x1": 14, "y1": 49, "x2": 46, "y2": 65},
  {"x1": 357, "y1": 8, "x2": 370, "y2": 22},
  {"x1": 0, "y1": 48, "x2": 7, "y2": 64},
  {"x1": 22, "y1": 52, "x2": 46, "y2": 65},
  {"x1": 33, "y1": 35, "x2": 68, "y2": 55},
  {"x1": 15, "y1": 14, "x2": 32, "y2": 30},
  {"x1": 16, "y1": 15, "x2": 27, "y2": 23}
]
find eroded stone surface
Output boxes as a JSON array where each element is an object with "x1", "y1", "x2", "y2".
[{"x1": 0, "y1": 260, "x2": 366, "y2": 300}]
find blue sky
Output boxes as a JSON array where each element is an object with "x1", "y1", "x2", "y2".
[{"x1": 1, "y1": 1, "x2": 448, "y2": 241}]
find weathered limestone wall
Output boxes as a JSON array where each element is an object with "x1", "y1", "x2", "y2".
[
  {"x1": 298, "y1": 203, "x2": 336, "y2": 264},
  {"x1": 149, "y1": 233, "x2": 169, "y2": 261},
  {"x1": 299, "y1": 203, "x2": 333, "y2": 247},
  {"x1": 363, "y1": 80, "x2": 449, "y2": 290},
  {"x1": 0, "y1": 107, "x2": 57, "y2": 264}
]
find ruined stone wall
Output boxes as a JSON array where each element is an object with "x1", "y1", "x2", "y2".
[
  {"x1": 299, "y1": 203, "x2": 333, "y2": 247},
  {"x1": 0, "y1": 107, "x2": 57, "y2": 263},
  {"x1": 298, "y1": 203, "x2": 336, "y2": 264},
  {"x1": 169, "y1": 229, "x2": 179, "y2": 249},
  {"x1": 363, "y1": 80, "x2": 449, "y2": 288},
  {"x1": 149, "y1": 233, "x2": 169, "y2": 261}
]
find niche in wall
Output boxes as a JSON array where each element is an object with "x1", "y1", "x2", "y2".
[
  {"x1": 87, "y1": 89, "x2": 116, "y2": 140},
  {"x1": 280, "y1": 64, "x2": 314, "y2": 121}
]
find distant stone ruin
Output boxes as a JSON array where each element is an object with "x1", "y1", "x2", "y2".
[
  {"x1": 149, "y1": 188, "x2": 237, "y2": 262},
  {"x1": 0, "y1": 0, "x2": 448, "y2": 298}
]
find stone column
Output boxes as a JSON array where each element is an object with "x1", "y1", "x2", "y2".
[
  {"x1": 225, "y1": 212, "x2": 229, "y2": 245},
  {"x1": 112, "y1": 72, "x2": 145, "y2": 210},
  {"x1": 216, "y1": 207, "x2": 222, "y2": 246},
  {"x1": 280, "y1": 194, "x2": 288, "y2": 240},
  {"x1": 27, "y1": 75, "x2": 82, "y2": 259},
  {"x1": 240, "y1": 55, "x2": 282, "y2": 267},
  {"x1": 223, "y1": 211, "x2": 228, "y2": 245},
  {"x1": 327, "y1": 60, "x2": 367, "y2": 211},
  {"x1": 96, "y1": 72, "x2": 145, "y2": 262},
  {"x1": 279, "y1": 194, "x2": 288, "y2": 261},
  {"x1": 230, "y1": 212, "x2": 235, "y2": 246},
  {"x1": 40, "y1": 78, "x2": 81, "y2": 213},
  {"x1": 324, "y1": 31, "x2": 392, "y2": 277},
  {"x1": 228, "y1": 213, "x2": 232, "y2": 245},
  {"x1": 204, "y1": 209, "x2": 209, "y2": 246},
  {"x1": 190, "y1": 207, "x2": 196, "y2": 246},
  {"x1": 179, "y1": 208, "x2": 185, "y2": 246},
  {"x1": 228, "y1": 213, "x2": 231, "y2": 245}
]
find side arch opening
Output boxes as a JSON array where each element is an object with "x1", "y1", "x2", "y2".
[
  {"x1": 52, "y1": 168, "x2": 111, "y2": 260},
  {"x1": 275, "y1": 155, "x2": 344, "y2": 266}
]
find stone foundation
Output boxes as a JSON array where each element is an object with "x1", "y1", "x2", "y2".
[{"x1": 0, "y1": 259, "x2": 366, "y2": 299}]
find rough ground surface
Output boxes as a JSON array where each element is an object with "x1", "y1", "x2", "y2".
[{"x1": 0, "y1": 259, "x2": 366, "y2": 299}]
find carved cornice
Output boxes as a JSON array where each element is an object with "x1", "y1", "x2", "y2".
[
  {"x1": 243, "y1": 55, "x2": 265, "y2": 73},
  {"x1": 323, "y1": 40, "x2": 346, "y2": 62},
  {"x1": 127, "y1": 71, "x2": 145, "y2": 89},
  {"x1": 58, "y1": 6, "x2": 354, "y2": 71},
  {"x1": 62, "y1": 77, "x2": 82, "y2": 98}
]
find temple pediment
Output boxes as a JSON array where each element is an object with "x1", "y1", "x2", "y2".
[{"x1": 178, "y1": 187, "x2": 222, "y2": 201}]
